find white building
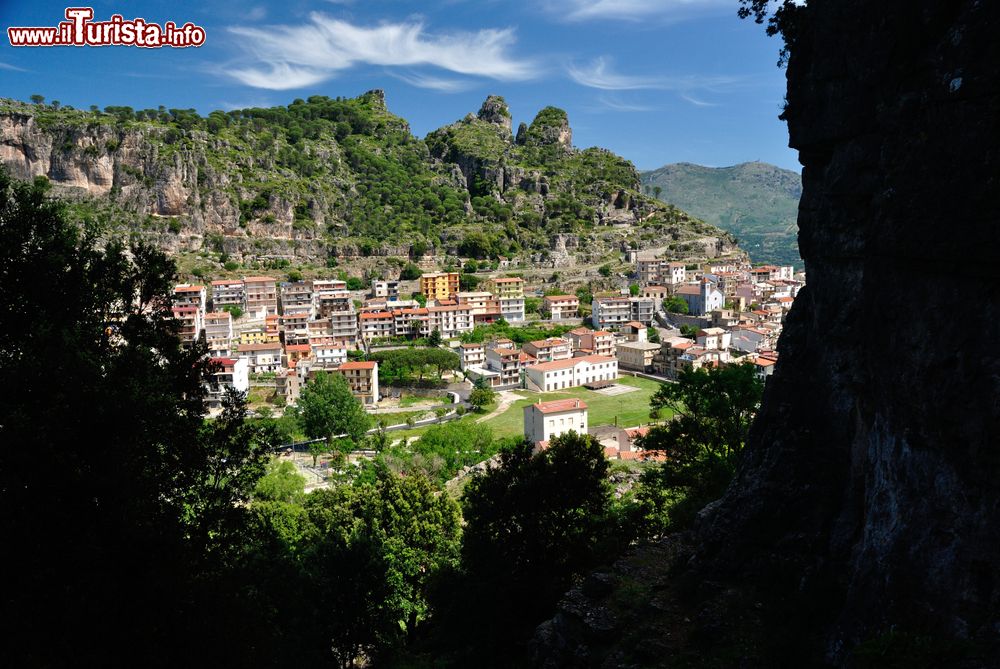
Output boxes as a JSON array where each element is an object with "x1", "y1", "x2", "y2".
[
  {"x1": 236, "y1": 342, "x2": 283, "y2": 373},
  {"x1": 203, "y1": 311, "x2": 233, "y2": 357},
  {"x1": 697, "y1": 327, "x2": 732, "y2": 351},
  {"x1": 205, "y1": 357, "x2": 249, "y2": 410},
  {"x1": 523, "y1": 398, "x2": 589, "y2": 445},
  {"x1": 525, "y1": 355, "x2": 618, "y2": 392},
  {"x1": 210, "y1": 280, "x2": 245, "y2": 311},
  {"x1": 591, "y1": 296, "x2": 657, "y2": 330},
  {"x1": 542, "y1": 294, "x2": 580, "y2": 320}
]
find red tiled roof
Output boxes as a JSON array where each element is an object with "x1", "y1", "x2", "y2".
[
  {"x1": 286, "y1": 344, "x2": 310, "y2": 352},
  {"x1": 492, "y1": 277, "x2": 523, "y2": 283},
  {"x1": 339, "y1": 361, "x2": 376, "y2": 370},
  {"x1": 211, "y1": 279, "x2": 242, "y2": 286},
  {"x1": 533, "y1": 398, "x2": 588, "y2": 414},
  {"x1": 543, "y1": 294, "x2": 578, "y2": 301},
  {"x1": 243, "y1": 276, "x2": 277, "y2": 283},
  {"x1": 174, "y1": 285, "x2": 205, "y2": 293}
]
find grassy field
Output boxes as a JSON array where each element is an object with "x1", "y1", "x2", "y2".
[{"x1": 481, "y1": 375, "x2": 668, "y2": 439}]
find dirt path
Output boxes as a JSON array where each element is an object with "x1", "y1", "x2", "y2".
[{"x1": 475, "y1": 390, "x2": 524, "y2": 423}]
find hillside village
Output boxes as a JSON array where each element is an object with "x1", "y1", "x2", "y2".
[{"x1": 176, "y1": 247, "x2": 801, "y2": 469}]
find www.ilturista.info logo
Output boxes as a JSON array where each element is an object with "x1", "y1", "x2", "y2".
[{"x1": 7, "y1": 7, "x2": 206, "y2": 48}]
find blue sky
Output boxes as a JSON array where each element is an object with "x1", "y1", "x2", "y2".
[{"x1": 0, "y1": 1, "x2": 798, "y2": 171}]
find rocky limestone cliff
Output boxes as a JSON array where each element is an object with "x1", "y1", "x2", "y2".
[
  {"x1": 534, "y1": 1, "x2": 1000, "y2": 666},
  {"x1": 0, "y1": 93, "x2": 736, "y2": 266}
]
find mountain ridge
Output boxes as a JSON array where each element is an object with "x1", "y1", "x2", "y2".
[
  {"x1": 640, "y1": 160, "x2": 801, "y2": 266},
  {"x1": 0, "y1": 92, "x2": 740, "y2": 272}
]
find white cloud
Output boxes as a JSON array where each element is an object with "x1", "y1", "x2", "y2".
[
  {"x1": 548, "y1": 0, "x2": 731, "y2": 22},
  {"x1": 246, "y1": 6, "x2": 267, "y2": 21},
  {"x1": 0, "y1": 62, "x2": 27, "y2": 72},
  {"x1": 679, "y1": 93, "x2": 719, "y2": 107},
  {"x1": 591, "y1": 95, "x2": 654, "y2": 112},
  {"x1": 386, "y1": 71, "x2": 475, "y2": 93},
  {"x1": 567, "y1": 57, "x2": 661, "y2": 90},
  {"x1": 225, "y1": 14, "x2": 535, "y2": 90}
]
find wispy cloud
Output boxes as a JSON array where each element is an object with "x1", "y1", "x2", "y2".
[
  {"x1": 567, "y1": 57, "x2": 661, "y2": 90},
  {"x1": 225, "y1": 14, "x2": 536, "y2": 90},
  {"x1": 547, "y1": 0, "x2": 731, "y2": 22},
  {"x1": 679, "y1": 93, "x2": 718, "y2": 107},
  {"x1": 0, "y1": 62, "x2": 28, "y2": 72},
  {"x1": 386, "y1": 71, "x2": 475, "y2": 93},
  {"x1": 246, "y1": 6, "x2": 267, "y2": 21},
  {"x1": 588, "y1": 95, "x2": 655, "y2": 113}
]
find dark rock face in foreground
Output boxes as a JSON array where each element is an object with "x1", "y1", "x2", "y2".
[{"x1": 535, "y1": 1, "x2": 1000, "y2": 665}]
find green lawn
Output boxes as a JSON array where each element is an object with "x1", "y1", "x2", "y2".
[{"x1": 481, "y1": 375, "x2": 669, "y2": 439}]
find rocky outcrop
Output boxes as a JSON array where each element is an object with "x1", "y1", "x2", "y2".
[
  {"x1": 534, "y1": 1, "x2": 1000, "y2": 666},
  {"x1": 477, "y1": 95, "x2": 513, "y2": 136}
]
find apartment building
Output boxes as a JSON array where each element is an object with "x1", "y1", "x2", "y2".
[
  {"x1": 236, "y1": 341, "x2": 282, "y2": 373},
  {"x1": 489, "y1": 277, "x2": 526, "y2": 322},
  {"x1": 522, "y1": 337, "x2": 572, "y2": 363},
  {"x1": 370, "y1": 279, "x2": 400, "y2": 300},
  {"x1": 524, "y1": 355, "x2": 618, "y2": 392},
  {"x1": 696, "y1": 327, "x2": 732, "y2": 351},
  {"x1": 636, "y1": 257, "x2": 686, "y2": 286},
  {"x1": 393, "y1": 307, "x2": 430, "y2": 338},
  {"x1": 420, "y1": 272, "x2": 460, "y2": 301},
  {"x1": 173, "y1": 284, "x2": 207, "y2": 316},
  {"x1": 542, "y1": 294, "x2": 580, "y2": 320},
  {"x1": 310, "y1": 339, "x2": 348, "y2": 368},
  {"x1": 285, "y1": 343, "x2": 312, "y2": 367},
  {"x1": 457, "y1": 291, "x2": 494, "y2": 316},
  {"x1": 279, "y1": 281, "x2": 314, "y2": 315},
  {"x1": 171, "y1": 306, "x2": 202, "y2": 345},
  {"x1": 591, "y1": 296, "x2": 657, "y2": 330},
  {"x1": 244, "y1": 276, "x2": 278, "y2": 317},
  {"x1": 523, "y1": 399, "x2": 589, "y2": 445},
  {"x1": 566, "y1": 328, "x2": 615, "y2": 357},
  {"x1": 359, "y1": 311, "x2": 395, "y2": 341},
  {"x1": 428, "y1": 304, "x2": 474, "y2": 338},
  {"x1": 652, "y1": 337, "x2": 696, "y2": 379},
  {"x1": 459, "y1": 342, "x2": 486, "y2": 371},
  {"x1": 616, "y1": 341, "x2": 661, "y2": 372},
  {"x1": 210, "y1": 279, "x2": 245, "y2": 311},
  {"x1": 203, "y1": 311, "x2": 233, "y2": 357},
  {"x1": 481, "y1": 343, "x2": 523, "y2": 389},
  {"x1": 280, "y1": 311, "x2": 311, "y2": 346},
  {"x1": 336, "y1": 361, "x2": 379, "y2": 406},
  {"x1": 204, "y1": 357, "x2": 249, "y2": 410}
]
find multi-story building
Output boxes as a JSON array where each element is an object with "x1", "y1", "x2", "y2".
[
  {"x1": 696, "y1": 327, "x2": 732, "y2": 351},
  {"x1": 652, "y1": 337, "x2": 696, "y2": 378},
  {"x1": 481, "y1": 342, "x2": 523, "y2": 389},
  {"x1": 542, "y1": 294, "x2": 580, "y2": 320},
  {"x1": 275, "y1": 368, "x2": 302, "y2": 405},
  {"x1": 203, "y1": 311, "x2": 233, "y2": 357},
  {"x1": 637, "y1": 257, "x2": 687, "y2": 286},
  {"x1": 457, "y1": 291, "x2": 494, "y2": 316},
  {"x1": 459, "y1": 342, "x2": 486, "y2": 371},
  {"x1": 243, "y1": 276, "x2": 278, "y2": 317},
  {"x1": 524, "y1": 355, "x2": 618, "y2": 392},
  {"x1": 310, "y1": 339, "x2": 348, "y2": 368},
  {"x1": 173, "y1": 284, "x2": 207, "y2": 316},
  {"x1": 729, "y1": 326, "x2": 774, "y2": 354},
  {"x1": 591, "y1": 296, "x2": 657, "y2": 330},
  {"x1": 616, "y1": 341, "x2": 661, "y2": 372},
  {"x1": 280, "y1": 311, "x2": 311, "y2": 346},
  {"x1": 566, "y1": 328, "x2": 615, "y2": 357},
  {"x1": 238, "y1": 328, "x2": 279, "y2": 345},
  {"x1": 522, "y1": 337, "x2": 572, "y2": 363},
  {"x1": 428, "y1": 304, "x2": 474, "y2": 338},
  {"x1": 210, "y1": 279, "x2": 245, "y2": 311},
  {"x1": 171, "y1": 306, "x2": 202, "y2": 345},
  {"x1": 360, "y1": 311, "x2": 395, "y2": 341},
  {"x1": 312, "y1": 278, "x2": 348, "y2": 293},
  {"x1": 204, "y1": 357, "x2": 249, "y2": 410},
  {"x1": 314, "y1": 287, "x2": 353, "y2": 319},
  {"x1": 370, "y1": 279, "x2": 400, "y2": 300},
  {"x1": 285, "y1": 343, "x2": 312, "y2": 367},
  {"x1": 236, "y1": 341, "x2": 283, "y2": 373},
  {"x1": 336, "y1": 361, "x2": 379, "y2": 406},
  {"x1": 420, "y1": 272, "x2": 460, "y2": 301},
  {"x1": 393, "y1": 307, "x2": 430, "y2": 338},
  {"x1": 523, "y1": 399, "x2": 589, "y2": 446},
  {"x1": 279, "y1": 281, "x2": 314, "y2": 315},
  {"x1": 329, "y1": 309, "x2": 358, "y2": 344},
  {"x1": 489, "y1": 277, "x2": 526, "y2": 322}
]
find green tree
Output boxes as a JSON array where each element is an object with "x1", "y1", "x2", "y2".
[
  {"x1": 222, "y1": 304, "x2": 244, "y2": 320},
  {"x1": 255, "y1": 459, "x2": 307, "y2": 504},
  {"x1": 453, "y1": 433, "x2": 622, "y2": 661},
  {"x1": 599, "y1": 263, "x2": 613, "y2": 277},
  {"x1": 298, "y1": 372, "x2": 373, "y2": 453},
  {"x1": 0, "y1": 167, "x2": 275, "y2": 664},
  {"x1": 30, "y1": 93, "x2": 44, "y2": 105},
  {"x1": 632, "y1": 365, "x2": 764, "y2": 536},
  {"x1": 664, "y1": 295, "x2": 689, "y2": 314},
  {"x1": 629, "y1": 282, "x2": 640, "y2": 296},
  {"x1": 400, "y1": 263, "x2": 423, "y2": 280},
  {"x1": 427, "y1": 328, "x2": 442, "y2": 347},
  {"x1": 469, "y1": 385, "x2": 497, "y2": 412}
]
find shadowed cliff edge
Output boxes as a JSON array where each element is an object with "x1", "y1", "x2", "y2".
[{"x1": 533, "y1": 1, "x2": 1000, "y2": 666}]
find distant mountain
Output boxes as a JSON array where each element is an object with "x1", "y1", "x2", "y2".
[{"x1": 640, "y1": 161, "x2": 802, "y2": 267}]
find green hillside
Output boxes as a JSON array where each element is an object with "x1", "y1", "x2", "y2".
[{"x1": 640, "y1": 161, "x2": 802, "y2": 266}]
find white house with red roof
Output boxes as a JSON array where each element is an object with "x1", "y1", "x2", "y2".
[
  {"x1": 523, "y1": 398, "x2": 589, "y2": 445},
  {"x1": 524, "y1": 355, "x2": 618, "y2": 392}
]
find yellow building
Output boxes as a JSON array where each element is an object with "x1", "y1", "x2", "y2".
[
  {"x1": 238, "y1": 329, "x2": 280, "y2": 345},
  {"x1": 420, "y1": 272, "x2": 460, "y2": 301},
  {"x1": 489, "y1": 277, "x2": 525, "y2": 299}
]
